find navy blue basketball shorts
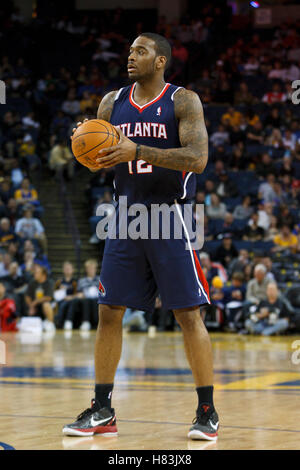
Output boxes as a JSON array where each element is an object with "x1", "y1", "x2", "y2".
[{"x1": 98, "y1": 201, "x2": 210, "y2": 312}]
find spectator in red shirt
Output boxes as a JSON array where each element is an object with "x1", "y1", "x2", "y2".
[
  {"x1": 262, "y1": 83, "x2": 287, "y2": 105},
  {"x1": 0, "y1": 282, "x2": 17, "y2": 332}
]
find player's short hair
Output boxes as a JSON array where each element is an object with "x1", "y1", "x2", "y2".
[{"x1": 139, "y1": 32, "x2": 171, "y2": 69}]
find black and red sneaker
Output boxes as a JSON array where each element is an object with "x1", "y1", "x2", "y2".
[
  {"x1": 188, "y1": 404, "x2": 219, "y2": 441},
  {"x1": 62, "y1": 399, "x2": 118, "y2": 437}
]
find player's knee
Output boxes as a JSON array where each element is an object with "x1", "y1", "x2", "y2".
[
  {"x1": 173, "y1": 308, "x2": 202, "y2": 331},
  {"x1": 98, "y1": 304, "x2": 125, "y2": 328}
]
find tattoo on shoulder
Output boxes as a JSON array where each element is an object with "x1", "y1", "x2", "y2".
[
  {"x1": 97, "y1": 90, "x2": 118, "y2": 122},
  {"x1": 139, "y1": 88, "x2": 208, "y2": 174},
  {"x1": 173, "y1": 88, "x2": 202, "y2": 119}
]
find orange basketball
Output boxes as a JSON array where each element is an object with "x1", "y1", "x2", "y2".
[{"x1": 71, "y1": 119, "x2": 119, "y2": 169}]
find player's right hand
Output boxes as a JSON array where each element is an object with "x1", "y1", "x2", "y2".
[{"x1": 70, "y1": 118, "x2": 88, "y2": 140}]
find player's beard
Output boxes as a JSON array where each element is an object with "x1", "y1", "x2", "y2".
[{"x1": 128, "y1": 60, "x2": 156, "y2": 83}]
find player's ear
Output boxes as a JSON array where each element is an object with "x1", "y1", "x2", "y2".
[{"x1": 156, "y1": 56, "x2": 166, "y2": 71}]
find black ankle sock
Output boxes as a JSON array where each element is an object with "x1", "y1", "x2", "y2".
[
  {"x1": 95, "y1": 383, "x2": 114, "y2": 410},
  {"x1": 196, "y1": 386, "x2": 214, "y2": 414}
]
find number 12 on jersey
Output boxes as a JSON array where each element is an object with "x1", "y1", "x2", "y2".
[{"x1": 128, "y1": 160, "x2": 153, "y2": 174}]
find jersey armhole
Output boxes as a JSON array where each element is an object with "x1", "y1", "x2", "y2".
[
  {"x1": 171, "y1": 86, "x2": 183, "y2": 101},
  {"x1": 114, "y1": 87, "x2": 124, "y2": 101}
]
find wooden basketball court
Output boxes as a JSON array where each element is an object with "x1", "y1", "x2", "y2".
[{"x1": 0, "y1": 330, "x2": 300, "y2": 450}]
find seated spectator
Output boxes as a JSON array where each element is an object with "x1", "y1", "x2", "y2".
[
  {"x1": 15, "y1": 207, "x2": 47, "y2": 254},
  {"x1": 62, "y1": 89, "x2": 81, "y2": 116},
  {"x1": 246, "y1": 263, "x2": 270, "y2": 306},
  {"x1": 2, "y1": 261, "x2": 27, "y2": 313},
  {"x1": 210, "y1": 125, "x2": 229, "y2": 147},
  {"x1": 264, "y1": 107, "x2": 282, "y2": 129},
  {"x1": 242, "y1": 56, "x2": 259, "y2": 76},
  {"x1": 246, "y1": 120, "x2": 265, "y2": 146},
  {"x1": 221, "y1": 106, "x2": 242, "y2": 128},
  {"x1": 223, "y1": 272, "x2": 246, "y2": 331},
  {"x1": 49, "y1": 138, "x2": 74, "y2": 180},
  {"x1": 256, "y1": 153, "x2": 277, "y2": 179},
  {"x1": 0, "y1": 218, "x2": 18, "y2": 250},
  {"x1": 262, "y1": 256, "x2": 277, "y2": 282},
  {"x1": 282, "y1": 129, "x2": 297, "y2": 151},
  {"x1": 212, "y1": 159, "x2": 226, "y2": 180},
  {"x1": 273, "y1": 224, "x2": 298, "y2": 253},
  {"x1": 14, "y1": 177, "x2": 39, "y2": 210},
  {"x1": 20, "y1": 251, "x2": 35, "y2": 282},
  {"x1": 242, "y1": 213, "x2": 265, "y2": 241},
  {"x1": 268, "y1": 60, "x2": 286, "y2": 81},
  {"x1": 25, "y1": 263, "x2": 55, "y2": 332},
  {"x1": 234, "y1": 82, "x2": 256, "y2": 106},
  {"x1": 0, "y1": 253, "x2": 13, "y2": 278},
  {"x1": 54, "y1": 261, "x2": 78, "y2": 329},
  {"x1": 228, "y1": 249, "x2": 251, "y2": 276},
  {"x1": 262, "y1": 82, "x2": 287, "y2": 105},
  {"x1": 258, "y1": 173, "x2": 277, "y2": 203},
  {"x1": 18, "y1": 135, "x2": 41, "y2": 171},
  {"x1": 6, "y1": 198, "x2": 18, "y2": 226},
  {"x1": 213, "y1": 234, "x2": 238, "y2": 269},
  {"x1": 19, "y1": 239, "x2": 50, "y2": 273},
  {"x1": 245, "y1": 283, "x2": 291, "y2": 336},
  {"x1": 0, "y1": 180, "x2": 14, "y2": 205},
  {"x1": 64, "y1": 259, "x2": 99, "y2": 330},
  {"x1": 257, "y1": 201, "x2": 273, "y2": 231},
  {"x1": 229, "y1": 142, "x2": 249, "y2": 170},
  {"x1": 265, "y1": 128, "x2": 283, "y2": 148},
  {"x1": 265, "y1": 215, "x2": 280, "y2": 241},
  {"x1": 0, "y1": 282, "x2": 17, "y2": 332},
  {"x1": 215, "y1": 171, "x2": 238, "y2": 198},
  {"x1": 229, "y1": 124, "x2": 246, "y2": 146},
  {"x1": 80, "y1": 91, "x2": 94, "y2": 112},
  {"x1": 233, "y1": 195, "x2": 253, "y2": 220},
  {"x1": 277, "y1": 204, "x2": 295, "y2": 228},
  {"x1": 204, "y1": 180, "x2": 216, "y2": 204},
  {"x1": 199, "y1": 252, "x2": 228, "y2": 284},
  {"x1": 244, "y1": 108, "x2": 260, "y2": 127},
  {"x1": 219, "y1": 212, "x2": 239, "y2": 236},
  {"x1": 206, "y1": 193, "x2": 227, "y2": 220}
]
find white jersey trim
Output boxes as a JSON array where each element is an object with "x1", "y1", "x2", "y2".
[
  {"x1": 174, "y1": 200, "x2": 210, "y2": 304},
  {"x1": 171, "y1": 86, "x2": 183, "y2": 101},
  {"x1": 130, "y1": 82, "x2": 170, "y2": 110},
  {"x1": 180, "y1": 172, "x2": 193, "y2": 200},
  {"x1": 114, "y1": 88, "x2": 124, "y2": 101}
]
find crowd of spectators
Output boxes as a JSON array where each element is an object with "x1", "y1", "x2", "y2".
[{"x1": 1, "y1": 2, "x2": 300, "y2": 334}]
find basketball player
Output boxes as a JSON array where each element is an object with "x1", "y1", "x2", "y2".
[{"x1": 63, "y1": 33, "x2": 219, "y2": 441}]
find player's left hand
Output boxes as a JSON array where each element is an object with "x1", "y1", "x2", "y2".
[{"x1": 96, "y1": 127, "x2": 136, "y2": 168}]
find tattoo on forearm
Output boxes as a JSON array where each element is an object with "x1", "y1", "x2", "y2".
[{"x1": 140, "y1": 89, "x2": 208, "y2": 174}]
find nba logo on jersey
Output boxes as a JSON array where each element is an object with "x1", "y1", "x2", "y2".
[
  {"x1": 156, "y1": 106, "x2": 162, "y2": 116},
  {"x1": 99, "y1": 280, "x2": 106, "y2": 297}
]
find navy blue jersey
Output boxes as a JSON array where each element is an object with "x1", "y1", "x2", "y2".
[{"x1": 109, "y1": 82, "x2": 196, "y2": 206}]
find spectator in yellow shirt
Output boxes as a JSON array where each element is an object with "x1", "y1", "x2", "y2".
[
  {"x1": 80, "y1": 91, "x2": 94, "y2": 112},
  {"x1": 273, "y1": 224, "x2": 298, "y2": 253},
  {"x1": 18, "y1": 135, "x2": 41, "y2": 171},
  {"x1": 49, "y1": 138, "x2": 74, "y2": 179},
  {"x1": 14, "y1": 178, "x2": 38, "y2": 208},
  {"x1": 221, "y1": 106, "x2": 242, "y2": 128}
]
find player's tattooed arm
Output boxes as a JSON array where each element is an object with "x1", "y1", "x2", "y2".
[
  {"x1": 97, "y1": 89, "x2": 208, "y2": 174},
  {"x1": 97, "y1": 90, "x2": 118, "y2": 122},
  {"x1": 139, "y1": 89, "x2": 208, "y2": 173}
]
